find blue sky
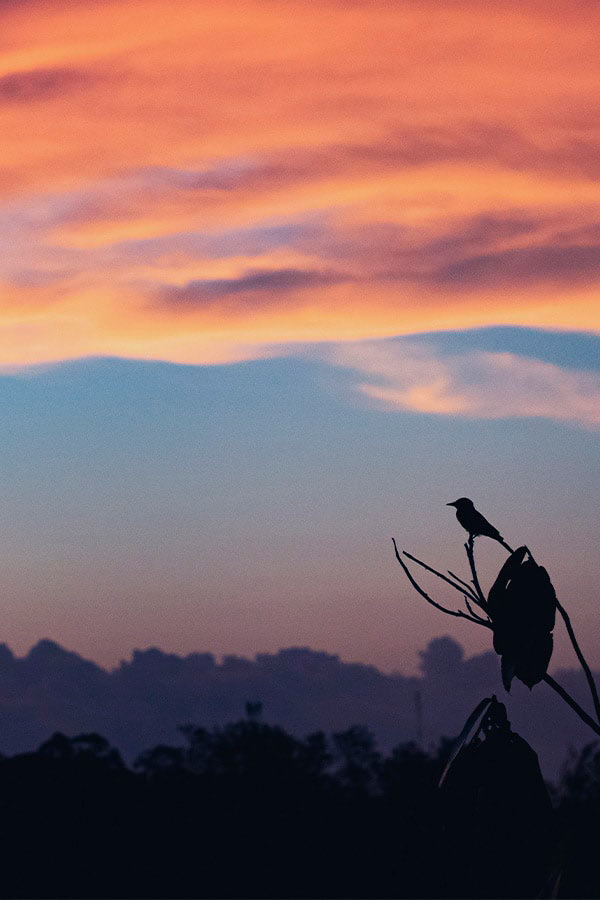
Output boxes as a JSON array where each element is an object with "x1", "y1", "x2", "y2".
[{"x1": 0, "y1": 326, "x2": 597, "y2": 674}]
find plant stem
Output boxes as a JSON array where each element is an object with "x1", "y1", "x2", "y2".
[
  {"x1": 543, "y1": 673, "x2": 600, "y2": 738},
  {"x1": 555, "y1": 599, "x2": 600, "y2": 726},
  {"x1": 465, "y1": 536, "x2": 486, "y2": 605}
]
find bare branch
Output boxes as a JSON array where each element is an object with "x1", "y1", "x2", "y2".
[
  {"x1": 403, "y1": 550, "x2": 482, "y2": 603},
  {"x1": 447, "y1": 569, "x2": 483, "y2": 604},
  {"x1": 393, "y1": 539, "x2": 491, "y2": 628},
  {"x1": 543, "y1": 673, "x2": 600, "y2": 738},
  {"x1": 463, "y1": 593, "x2": 490, "y2": 625}
]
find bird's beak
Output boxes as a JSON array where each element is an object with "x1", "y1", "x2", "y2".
[{"x1": 447, "y1": 501, "x2": 457, "y2": 507}]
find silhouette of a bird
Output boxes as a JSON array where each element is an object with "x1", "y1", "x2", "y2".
[{"x1": 447, "y1": 498, "x2": 513, "y2": 552}]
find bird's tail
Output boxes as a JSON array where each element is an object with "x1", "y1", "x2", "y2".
[{"x1": 498, "y1": 537, "x2": 514, "y2": 554}]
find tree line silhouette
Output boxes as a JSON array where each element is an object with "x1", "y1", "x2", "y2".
[
  {"x1": 0, "y1": 713, "x2": 598, "y2": 898},
  {"x1": 0, "y1": 498, "x2": 594, "y2": 898}
]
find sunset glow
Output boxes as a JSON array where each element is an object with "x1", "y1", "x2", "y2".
[
  {"x1": 2, "y1": 0, "x2": 600, "y2": 368},
  {"x1": 1, "y1": 0, "x2": 599, "y2": 677}
]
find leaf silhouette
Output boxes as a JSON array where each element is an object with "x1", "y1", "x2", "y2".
[
  {"x1": 487, "y1": 546, "x2": 557, "y2": 690},
  {"x1": 439, "y1": 696, "x2": 493, "y2": 787}
]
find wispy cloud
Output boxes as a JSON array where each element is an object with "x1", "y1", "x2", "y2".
[
  {"x1": 1, "y1": 0, "x2": 600, "y2": 364},
  {"x1": 158, "y1": 267, "x2": 344, "y2": 308},
  {"x1": 326, "y1": 341, "x2": 600, "y2": 430},
  {"x1": 0, "y1": 67, "x2": 90, "y2": 104}
]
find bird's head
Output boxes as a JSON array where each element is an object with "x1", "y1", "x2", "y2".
[{"x1": 447, "y1": 497, "x2": 474, "y2": 509}]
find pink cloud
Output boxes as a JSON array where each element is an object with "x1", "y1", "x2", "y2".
[{"x1": 327, "y1": 342, "x2": 600, "y2": 429}]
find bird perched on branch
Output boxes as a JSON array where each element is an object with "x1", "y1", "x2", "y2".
[{"x1": 447, "y1": 498, "x2": 513, "y2": 552}]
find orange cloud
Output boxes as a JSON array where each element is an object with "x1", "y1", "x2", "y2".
[{"x1": 1, "y1": 0, "x2": 600, "y2": 366}]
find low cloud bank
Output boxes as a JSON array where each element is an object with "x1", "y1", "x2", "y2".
[{"x1": 0, "y1": 636, "x2": 593, "y2": 779}]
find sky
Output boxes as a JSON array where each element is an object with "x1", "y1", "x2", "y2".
[{"x1": 0, "y1": 0, "x2": 599, "y2": 673}]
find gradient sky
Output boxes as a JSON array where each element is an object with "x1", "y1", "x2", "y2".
[{"x1": 0, "y1": 0, "x2": 599, "y2": 673}]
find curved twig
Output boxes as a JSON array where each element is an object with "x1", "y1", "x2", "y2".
[
  {"x1": 526, "y1": 549, "x2": 600, "y2": 726},
  {"x1": 402, "y1": 551, "x2": 482, "y2": 605},
  {"x1": 393, "y1": 539, "x2": 491, "y2": 628},
  {"x1": 447, "y1": 569, "x2": 482, "y2": 604},
  {"x1": 543, "y1": 673, "x2": 600, "y2": 738},
  {"x1": 463, "y1": 594, "x2": 491, "y2": 625},
  {"x1": 555, "y1": 600, "x2": 600, "y2": 726}
]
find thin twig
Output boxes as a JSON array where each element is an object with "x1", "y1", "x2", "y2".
[
  {"x1": 555, "y1": 599, "x2": 600, "y2": 726},
  {"x1": 393, "y1": 540, "x2": 491, "y2": 628},
  {"x1": 543, "y1": 673, "x2": 600, "y2": 738},
  {"x1": 463, "y1": 594, "x2": 490, "y2": 625},
  {"x1": 403, "y1": 551, "x2": 482, "y2": 605},
  {"x1": 465, "y1": 536, "x2": 486, "y2": 605},
  {"x1": 447, "y1": 569, "x2": 482, "y2": 604},
  {"x1": 394, "y1": 528, "x2": 600, "y2": 740}
]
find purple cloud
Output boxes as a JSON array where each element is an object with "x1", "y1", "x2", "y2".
[
  {"x1": 159, "y1": 268, "x2": 345, "y2": 307},
  {"x1": 432, "y1": 243, "x2": 600, "y2": 289},
  {"x1": 0, "y1": 67, "x2": 89, "y2": 104}
]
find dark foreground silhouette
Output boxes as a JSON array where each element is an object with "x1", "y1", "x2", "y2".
[{"x1": 0, "y1": 714, "x2": 597, "y2": 899}]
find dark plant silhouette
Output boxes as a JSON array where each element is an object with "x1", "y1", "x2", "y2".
[
  {"x1": 440, "y1": 696, "x2": 555, "y2": 898},
  {"x1": 487, "y1": 546, "x2": 556, "y2": 690},
  {"x1": 393, "y1": 501, "x2": 600, "y2": 737},
  {"x1": 392, "y1": 500, "x2": 600, "y2": 897}
]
